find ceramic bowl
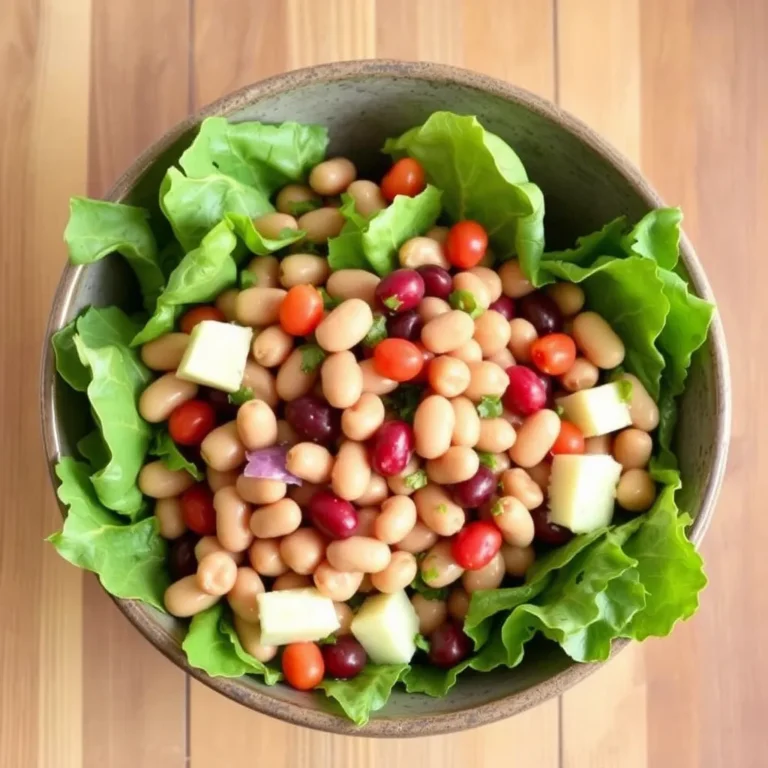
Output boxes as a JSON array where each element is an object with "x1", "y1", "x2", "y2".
[{"x1": 41, "y1": 60, "x2": 730, "y2": 737}]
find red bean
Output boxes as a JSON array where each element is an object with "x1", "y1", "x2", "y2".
[
  {"x1": 488, "y1": 296, "x2": 515, "y2": 320},
  {"x1": 168, "y1": 533, "x2": 199, "y2": 580},
  {"x1": 503, "y1": 366, "x2": 547, "y2": 416},
  {"x1": 417, "y1": 265, "x2": 453, "y2": 299},
  {"x1": 451, "y1": 466, "x2": 496, "y2": 508},
  {"x1": 285, "y1": 395, "x2": 340, "y2": 445},
  {"x1": 530, "y1": 505, "x2": 574, "y2": 546},
  {"x1": 322, "y1": 635, "x2": 367, "y2": 679},
  {"x1": 375, "y1": 269, "x2": 425, "y2": 314},
  {"x1": 523, "y1": 364, "x2": 555, "y2": 408},
  {"x1": 518, "y1": 293, "x2": 563, "y2": 336},
  {"x1": 370, "y1": 421, "x2": 414, "y2": 477},
  {"x1": 387, "y1": 310, "x2": 423, "y2": 341},
  {"x1": 428, "y1": 622, "x2": 473, "y2": 668},
  {"x1": 308, "y1": 490, "x2": 359, "y2": 540}
]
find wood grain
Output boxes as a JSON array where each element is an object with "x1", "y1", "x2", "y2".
[{"x1": 83, "y1": 2, "x2": 191, "y2": 766}]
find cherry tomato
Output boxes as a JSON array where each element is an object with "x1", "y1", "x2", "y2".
[
  {"x1": 451, "y1": 521, "x2": 503, "y2": 571},
  {"x1": 412, "y1": 343, "x2": 435, "y2": 383},
  {"x1": 281, "y1": 642, "x2": 325, "y2": 690},
  {"x1": 279, "y1": 284, "x2": 324, "y2": 336},
  {"x1": 551, "y1": 420, "x2": 585, "y2": 455},
  {"x1": 381, "y1": 158, "x2": 426, "y2": 201},
  {"x1": 179, "y1": 306, "x2": 225, "y2": 334},
  {"x1": 530, "y1": 333, "x2": 577, "y2": 376},
  {"x1": 444, "y1": 221, "x2": 488, "y2": 269},
  {"x1": 373, "y1": 338, "x2": 424, "y2": 382},
  {"x1": 180, "y1": 484, "x2": 216, "y2": 536},
  {"x1": 168, "y1": 399, "x2": 217, "y2": 446}
]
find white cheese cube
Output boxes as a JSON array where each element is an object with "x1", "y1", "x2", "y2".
[
  {"x1": 256, "y1": 588, "x2": 339, "y2": 646},
  {"x1": 556, "y1": 382, "x2": 632, "y2": 437},
  {"x1": 177, "y1": 320, "x2": 252, "y2": 393},
  {"x1": 548, "y1": 454, "x2": 623, "y2": 533},
  {"x1": 351, "y1": 590, "x2": 419, "y2": 665}
]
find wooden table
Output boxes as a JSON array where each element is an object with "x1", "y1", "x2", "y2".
[{"x1": 0, "y1": 0, "x2": 763, "y2": 765}]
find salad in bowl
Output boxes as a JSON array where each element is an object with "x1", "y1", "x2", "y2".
[{"x1": 48, "y1": 110, "x2": 715, "y2": 726}]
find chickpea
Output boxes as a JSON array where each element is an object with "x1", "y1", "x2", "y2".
[
  {"x1": 243, "y1": 255, "x2": 280, "y2": 289},
  {"x1": 241, "y1": 360, "x2": 278, "y2": 408},
  {"x1": 214, "y1": 486, "x2": 254, "y2": 552},
  {"x1": 426, "y1": 446, "x2": 480, "y2": 485},
  {"x1": 313, "y1": 560, "x2": 364, "y2": 601},
  {"x1": 253, "y1": 212, "x2": 299, "y2": 240},
  {"x1": 164, "y1": 575, "x2": 220, "y2": 617},
  {"x1": 560, "y1": 357, "x2": 599, "y2": 392},
  {"x1": 616, "y1": 469, "x2": 657, "y2": 512},
  {"x1": 414, "y1": 395, "x2": 455, "y2": 459},
  {"x1": 140, "y1": 333, "x2": 189, "y2": 371},
  {"x1": 476, "y1": 418, "x2": 517, "y2": 453},
  {"x1": 546, "y1": 282, "x2": 585, "y2": 316},
  {"x1": 501, "y1": 544, "x2": 536, "y2": 577},
  {"x1": 395, "y1": 520, "x2": 439, "y2": 554},
  {"x1": 374, "y1": 495, "x2": 417, "y2": 544},
  {"x1": 492, "y1": 496, "x2": 535, "y2": 547},
  {"x1": 227, "y1": 567, "x2": 265, "y2": 622},
  {"x1": 279, "y1": 528, "x2": 326, "y2": 575},
  {"x1": 399, "y1": 236, "x2": 450, "y2": 269},
  {"x1": 154, "y1": 497, "x2": 186, "y2": 539},
  {"x1": 331, "y1": 440, "x2": 371, "y2": 501},
  {"x1": 411, "y1": 594, "x2": 448, "y2": 636},
  {"x1": 499, "y1": 468, "x2": 543, "y2": 510},
  {"x1": 197, "y1": 551, "x2": 238, "y2": 596},
  {"x1": 276, "y1": 347, "x2": 319, "y2": 402},
  {"x1": 450, "y1": 396, "x2": 481, "y2": 447},
  {"x1": 201, "y1": 422, "x2": 246, "y2": 472},
  {"x1": 298, "y1": 207, "x2": 345, "y2": 243},
  {"x1": 498, "y1": 259, "x2": 535, "y2": 298},
  {"x1": 419, "y1": 297, "x2": 452, "y2": 323},
  {"x1": 346, "y1": 180, "x2": 387, "y2": 217},
  {"x1": 421, "y1": 310, "x2": 475, "y2": 354},
  {"x1": 236, "y1": 287, "x2": 287, "y2": 327},
  {"x1": 448, "y1": 338, "x2": 484, "y2": 364},
  {"x1": 309, "y1": 157, "x2": 357, "y2": 196},
  {"x1": 509, "y1": 410, "x2": 561, "y2": 468},
  {"x1": 462, "y1": 551, "x2": 505, "y2": 592},
  {"x1": 139, "y1": 374, "x2": 198, "y2": 423},
  {"x1": 326, "y1": 537, "x2": 392, "y2": 574},
  {"x1": 315, "y1": 299, "x2": 374, "y2": 353},
  {"x1": 572, "y1": 312, "x2": 626, "y2": 369},
  {"x1": 420, "y1": 540, "x2": 464, "y2": 588},
  {"x1": 321, "y1": 351, "x2": 363, "y2": 409},
  {"x1": 508, "y1": 318, "x2": 538, "y2": 363},
  {"x1": 447, "y1": 587, "x2": 471, "y2": 622},
  {"x1": 413, "y1": 484, "x2": 465, "y2": 536},
  {"x1": 464, "y1": 361, "x2": 509, "y2": 401},
  {"x1": 251, "y1": 326, "x2": 294, "y2": 368},
  {"x1": 138, "y1": 461, "x2": 194, "y2": 498},
  {"x1": 428, "y1": 356, "x2": 470, "y2": 398},
  {"x1": 326, "y1": 269, "x2": 381, "y2": 306}
]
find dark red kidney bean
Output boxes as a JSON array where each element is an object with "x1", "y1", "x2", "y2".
[
  {"x1": 503, "y1": 366, "x2": 547, "y2": 416},
  {"x1": 308, "y1": 490, "x2": 359, "y2": 540},
  {"x1": 518, "y1": 293, "x2": 563, "y2": 336},
  {"x1": 322, "y1": 635, "x2": 367, "y2": 679},
  {"x1": 451, "y1": 466, "x2": 496, "y2": 508},
  {"x1": 375, "y1": 269, "x2": 425, "y2": 314},
  {"x1": 523, "y1": 364, "x2": 554, "y2": 408},
  {"x1": 489, "y1": 295, "x2": 515, "y2": 320},
  {"x1": 530, "y1": 505, "x2": 574, "y2": 546},
  {"x1": 369, "y1": 420, "x2": 414, "y2": 477},
  {"x1": 203, "y1": 387, "x2": 238, "y2": 422},
  {"x1": 285, "y1": 395, "x2": 340, "y2": 445},
  {"x1": 387, "y1": 310, "x2": 423, "y2": 341},
  {"x1": 417, "y1": 265, "x2": 453, "y2": 300},
  {"x1": 167, "y1": 533, "x2": 199, "y2": 581},
  {"x1": 429, "y1": 622, "x2": 473, "y2": 668}
]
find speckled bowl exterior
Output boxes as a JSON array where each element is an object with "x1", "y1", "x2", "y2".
[{"x1": 41, "y1": 60, "x2": 731, "y2": 737}]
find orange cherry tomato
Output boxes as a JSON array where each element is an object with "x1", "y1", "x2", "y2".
[
  {"x1": 381, "y1": 158, "x2": 426, "y2": 201},
  {"x1": 179, "y1": 305, "x2": 225, "y2": 334},
  {"x1": 444, "y1": 221, "x2": 488, "y2": 269},
  {"x1": 551, "y1": 420, "x2": 585, "y2": 455},
  {"x1": 530, "y1": 333, "x2": 577, "y2": 375},
  {"x1": 279, "y1": 284, "x2": 324, "y2": 336},
  {"x1": 281, "y1": 642, "x2": 325, "y2": 690},
  {"x1": 373, "y1": 338, "x2": 424, "y2": 382}
]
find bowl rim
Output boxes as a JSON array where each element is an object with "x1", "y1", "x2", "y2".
[{"x1": 40, "y1": 59, "x2": 731, "y2": 738}]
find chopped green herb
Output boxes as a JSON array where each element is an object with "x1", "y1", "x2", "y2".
[
  {"x1": 476, "y1": 395, "x2": 503, "y2": 418},
  {"x1": 617, "y1": 377, "x2": 634, "y2": 403},
  {"x1": 300, "y1": 343, "x2": 326, "y2": 373},
  {"x1": 228, "y1": 386, "x2": 254, "y2": 406},
  {"x1": 449, "y1": 289, "x2": 485, "y2": 319},
  {"x1": 288, "y1": 199, "x2": 322, "y2": 217},
  {"x1": 555, "y1": 404, "x2": 565, "y2": 417},
  {"x1": 383, "y1": 295, "x2": 403, "y2": 311},
  {"x1": 410, "y1": 569, "x2": 449, "y2": 601},
  {"x1": 382, "y1": 384, "x2": 422, "y2": 423},
  {"x1": 347, "y1": 593, "x2": 366, "y2": 610},
  {"x1": 491, "y1": 499, "x2": 504, "y2": 517},
  {"x1": 436, "y1": 503, "x2": 448, "y2": 515},
  {"x1": 363, "y1": 314, "x2": 388, "y2": 347},
  {"x1": 421, "y1": 566, "x2": 440, "y2": 583},
  {"x1": 404, "y1": 469, "x2": 428, "y2": 490},
  {"x1": 239, "y1": 269, "x2": 258, "y2": 289},
  {"x1": 414, "y1": 633, "x2": 431, "y2": 652},
  {"x1": 319, "y1": 287, "x2": 342, "y2": 311},
  {"x1": 476, "y1": 451, "x2": 498, "y2": 470},
  {"x1": 318, "y1": 634, "x2": 338, "y2": 645}
]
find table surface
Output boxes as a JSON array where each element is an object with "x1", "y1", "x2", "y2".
[{"x1": 1, "y1": 0, "x2": 764, "y2": 766}]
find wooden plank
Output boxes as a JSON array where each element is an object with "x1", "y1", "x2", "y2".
[
  {"x1": 0, "y1": 1, "x2": 90, "y2": 766},
  {"x1": 639, "y1": 0, "x2": 768, "y2": 766},
  {"x1": 556, "y1": 2, "x2": 647, "y2": 767},
  {"x1": 82, "y1": 2, "x2": 192, "y2": 766}
]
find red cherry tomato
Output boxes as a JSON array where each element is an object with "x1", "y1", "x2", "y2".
[
  {"x1": 179, "y1": 306, "x2": 225, "y2": 334},
  {"x1": 180, "y1": 484, "x2": 216, "y2": 535},
  {"x1": 168, "y1": 399, "x2": 217, "y2": 446},
  {"x1": 530, "y1": 333, "x2": 577, "y2": 376},
  {"x1": 373, "y1": 338, "x2": 424, "y2": 382},
  {"x1": 279, "y1": 284, "x2": 324, "y2": 336},
  {"x1": 381, "y1": 158, "x2": 426, "y2": 201},
  {"x1": 412, "y1": 343, "x2": 435, "y2": 383},
  {"x1": 444, "y1": 221, "x2": 488, "y2": 269},
  {"x1": 451, "y1": 521, "x2": 503, "y2": 571},
  {"x1": 281, "y1": 642, "x2": 325, "y2": 690},
  {"x1": 551, "y1": 420, "x2": 585, "y2": 455}
]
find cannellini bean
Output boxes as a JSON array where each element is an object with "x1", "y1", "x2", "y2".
[
  {"x1": 331, "y1": 440, "x2": 371, "y2": 501},
  {"x1": 447, "y1": 587, "x2": 471, "y2": 621},
  {"x1": 491, "y1": 496, "x2": 535, "y2": 547},
  {"x1": 279, "y1": 254, "x2": 330, "y2": 288},
  {"x1": 450, "y1": 396, "x2": 481, "y2": 447},
  {"x1": 326, "y1": 269, "x2": 381, "y2": 306},
  {"x1": 253, "y1": 212, "x2": 299, "y2": 239},
  {"x1": 509, "y1": 410, "x2": 560, "y2": 468},
  {"x1": 201, "y1": 422, "x2": 246, "y2": 472},
  {"x1": 276, "y1": 347, "x2": 319, "y2": 402},
  {"x1": 420, "y1": 540, "x2": 464, "y2": 588},
  {"x1": 235, "y1": 476, "x2": 286, "y2": 505},
  {"x1": 227, "y1": 567, "x2": 265, "y2": 621},
  {"x1": 140, "y1": 333, "x2": 189, "y2": 371},
  {"x1": 313, "y1": 560, "x2": 364, "y2": 601},
  {"x1": 613, "y1": 428, "x2": 653, "y2": 470},
  {"x1": 572, "y1": 311, "x2": 626, "y2": 369},
  {"x1": 139, "y1": 374, "x2": 198, "y2": 423},
  {"x1": 248, "y1": 539, "x2": 288, "y2": 577},
  {"x1": 425, "y1": 446, "x2": 480, "y2": 485},
  {"x1": 326, "y1": 537, "x2": 392, "y2": 574},
  {"x1": 321, "y1": 351, "x2": 363, "y2": 409},
  {"x1": 411, "y1": 594, "x2": 448, "y2": 636},
  {"x1": 359, "y1": 358, "x2": 398, "y2": 395},
  {"x1": 399, "y1": 236, "x2": 450, "y2": 270},
  {"x1": 309, "y1": 157, "x2": 357, "y2": 196},
  {"x1": 273, "y1": 572, "x2": 313, "y2": 591},
  {"x1": 233, "y1": 615, "x2": 278, "y2": 663},
  {"x1": 195, "y1": 536, "x2": 244, "y2": 564},
  {"x1": 616, "y1": 469, "x2": 657, "y2": 512},
  {"x1": 315, "y1": 299, "x2": 374, "y2": 352},
  {"x1": 560, "y1": 357, "x2": 599, "y2": 392},
  {"x1": 346, "y1": 180, "x2": 387, "y2": 217},
  {"x1": 214, "y1": 486, "x2": 254, "y2": 552},
  {"x1": 449, "y1": 338, "x2": 483, "y2": 364},
  {"x1": 419, "y1": 297, "x2": 452, "y2": 323},
  {"x1": 469, "y1": 266, "x2": 503, "y2": 302},
  {"x1": 374, "y1": 495, "x2": 417, "y2": 544},
  {"x1": 298, "y1": 207, "x2": 345, "y2": 243},
  {"x1": 501, "y1": 544, "x2": 536, "y2": 577},
  {"x1": 197, "y1": 551, "x2": 238, "y2": 596},
  {"x1": 355, "y1": 474, "x2": 389, "y2": 506},
  {"x1": 498, "y1": 259, "x2": 535, "y2": 298},
  {"x1": 154, "y1": 497, "x2": 186, "y2": 539},
  {"x1": 476, "y1": 418, "x2": 517, "y2": 453},
  {"x1": 473, "y1": 310, "x2": 512, "y2": 357},
  {"x1": 464, "y1": 361, "x2": 509, "y2": 401},
  {"x1": 139, "y1": 461, "x2": 194, "y2": 498},
  {"x1": 249, "y1": 498, "x2": 302, "y2": 539},
  {"x1": 251, "y1": 326, "x2": 294, "y2": 368},
  {"x1": 414, "y1": 395, "x2": 455, "y2": 459},
  {"x1": 453, "y1": 272, "x2": 491, "y2": 309},
  {"x1": 276, "y1": 184, "x2": 321, "y2": 216},
  {"x1": 236, "y1": 287, "x2": 287, "y2": 327},
  {"x1": 371, "y1": 551, "x2": 418, "y2": 593},
  {"x1": 428, "y1": 356, "x2": 470, "y2": 398},
  {"x1": 462, "y1": 551, "x2": 505, "y2": 592},
  {"x1": 619, "y1": 373, "x2": 660, "y2": 431},
  {"x1": 236, "y1": 399, "x2": 278, "y2": 451},
  {"x1": 395, "y1": 521, "x2": 439, "y2": 554},
  {"x1": 285, "y1": 442, "x2": 334, "y2": 484},
  {"x1": 413, "y1": 483, "x2": 465, "y2": 536},
  {"x1": 279, "y1": 528, "x2": 326, "y2": 575},
  {"x1": 546, "y1": 283, "x2": 585, "y2": 316},
  {"x1": 341, "y1": 392, "x2": 385, "y2": 441},
  {"x1": 165, "y1": 575, "x2": 220, "y2": 617},
  {"x1": 241, "y1": 361, "x2": 278, "y2": 408},
  {"x1": 508, "y1": 318, "x2": 537, "y2": 363},
  {"x1": 499, "y1": 468, "x2": 544, "y2": 510},
  {"x1": 421, "y1": 310, "x2": 475, "y2": 354}
]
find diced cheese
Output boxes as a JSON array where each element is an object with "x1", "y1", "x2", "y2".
[
  {"x1": 256, "y1": 588, "x2": 339, "y2": 646},
  {"x1": 555, "y1": 382, "x2": 632, "y2": 437},
  {"x1": 177, "y1": 320, "x2": 252, "y2": 393},
  {"x1": 548, "y1": 454, "x2": 623, "y2": 533},
  {"x1": 351, "y1": 590, "x2": 419, "y2": 665}
]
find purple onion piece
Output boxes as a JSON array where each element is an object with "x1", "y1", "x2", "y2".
[{"x1": 244, "y1": 446, "x2": 302, "y2": 485}]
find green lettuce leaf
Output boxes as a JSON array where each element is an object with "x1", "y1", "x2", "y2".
[
  {"x1": 132, "y1": 220, "x2": 238, "y2": 345},
  {"x1": 149, "y1": 430, "x2": 203, "y2": 480},
  {"x1": 52, "y1": 321, "x2": 90, "y2": 391},
  {"x1": 318, "y1": 664, "x2": 407, "y2": 726},
  {"x1": 541, "y1": 216, "x2": 627, "y2": 267},
  {"x1": 77, "y1": 430, "x2": 110, "y2": 470},
  {"x1": 621, "y1": 207, "x2": 682, "y2": 270},
  {"x1": 383, "y1": 112, "x2": 544, "y2": 273},
  {"x1": 226, "y1": 212, "x2": 306, "y2": 255},
  {"x1": 183, "y1": 604, "x2": 281, "y2": 684},
  {"x1": 179, "y1": 117, "x2": 328, "y2": 195},
  {"x1": 48, "y1": 459, "x2": 168, "y2": 610},
  {"x1": 64, "y1": 197, "x2": 164, "y2": 311}
]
